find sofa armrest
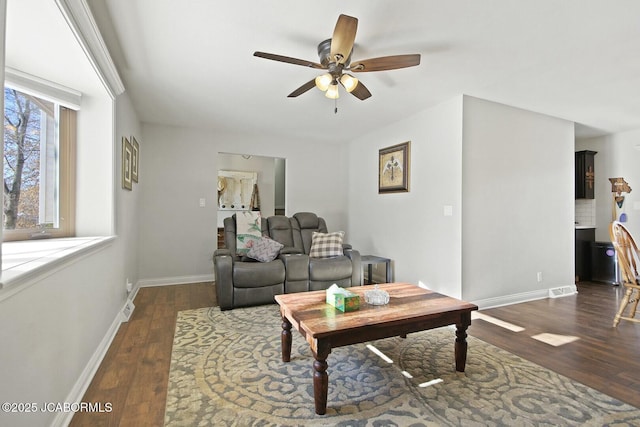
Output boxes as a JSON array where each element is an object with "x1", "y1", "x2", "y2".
[
  {"x1": 213, "y1": 253, "x2": 234, "y2": 310},
  {"x1": 214, "y1": 248, "x2": 233, "y2": 257},
  {"x1": 280, "y1": 253, "x2": 310, "y2": 279},
  {"x1": 344, "y1": 248, "x2": 362, "y2": 286},
  {"x1": 342, "y1": 243, "x2": 353, "y2": 250}
]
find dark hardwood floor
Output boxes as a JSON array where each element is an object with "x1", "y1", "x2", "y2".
[
  {"x1": 70, "y1": 281, "x2": 639, "y2": 426},
  {"x1": 469, "y1": 281, "x2": 640, "y2": 409},
  {"x1": 69, "y1": 283, "x2": 216, "y2": 427}
]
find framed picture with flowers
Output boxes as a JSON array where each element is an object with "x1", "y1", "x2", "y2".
[{"x1": 378, "y1": 141, "x2": 410, "y2": 193}]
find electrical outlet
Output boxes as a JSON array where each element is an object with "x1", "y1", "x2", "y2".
[{"x1": 537, "y1": 272, "x2": 543, "y2": 283}]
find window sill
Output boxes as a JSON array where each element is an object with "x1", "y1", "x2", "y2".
[{"x1": 0, "y1": 236, "x2": 115, "y2": 300}]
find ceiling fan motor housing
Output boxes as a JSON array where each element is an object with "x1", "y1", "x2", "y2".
[{"x1": 318, "y1": 38, "x2": 351, "y2": 67}]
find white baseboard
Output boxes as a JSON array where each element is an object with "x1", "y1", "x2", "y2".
[
  {"x1": 128, "y1": 284, "x2": 140, "y2": 302},
  {"x1": 51, "y1": 307, "x2": 123, "y2": 427},
  {"x1": 137, "y1": 274, "x2": 214, "y2": 288},
  {"x1": 472, "y1": 285, "x2": 576, "y2": 310}
]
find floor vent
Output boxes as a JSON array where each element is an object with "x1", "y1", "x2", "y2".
[
  {"x1": 121, "y1": 300, "x2": 135, "y2": 322},
  {"x1": 548, "y1": 286, "x2": 576, "y2": 298}
]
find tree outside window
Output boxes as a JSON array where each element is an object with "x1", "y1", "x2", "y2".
[{"x1": 4, "y1": 88, "x2": 59, "y2": 233}]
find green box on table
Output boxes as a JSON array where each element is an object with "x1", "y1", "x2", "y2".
[{"x1": 326, "y1": 287, "x2": 360, "y2": 312}]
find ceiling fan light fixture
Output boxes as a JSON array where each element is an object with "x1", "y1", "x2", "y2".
[
  {"x1": 254, "y1": 15, "x2": 420, "y2": 101},
  {"x1": 325, "y1": 83, "x2": 340, "y2": 99},
  {"x1": 315, "y1": 73, "x2": 332, "y2": 91},
  {"x1": 340, "y1": 74, "x2": 359, "y2": 92}
]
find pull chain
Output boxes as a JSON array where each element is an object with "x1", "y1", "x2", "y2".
[{"x1": 334, "y1": 97, "x2": 338, "y2": 114}]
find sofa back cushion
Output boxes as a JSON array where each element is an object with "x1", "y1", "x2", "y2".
[
  {"x1": 225, "y1": 212, "x2": 334, "y2": 257},
  {"x1": 293, "y1": 212, "x2": 328, "y2": 254},
  {"x1": 266, "y1": 215, "x2": 297, "y2": 248}
]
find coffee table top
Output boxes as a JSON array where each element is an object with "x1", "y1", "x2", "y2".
[{"x1": 275, "y1": 283, "x2": 478, "y2": 341}]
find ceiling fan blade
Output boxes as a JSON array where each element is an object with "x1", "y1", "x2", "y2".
[
  {"x1": 330, "y1": 14, "x2": 358, "y2": 64},
  {"x1": 350, "y1": 54, "x2": 421, "y2": 72},
  {"x1": 344, "y1": 80, "x2": 372, "y2": 100},
  {"x1": 287, "y1": 79, "x2": 317, "y2": 98},
  {"x1": 254, "y1": 52, "x2": 324, "y2": 69}
]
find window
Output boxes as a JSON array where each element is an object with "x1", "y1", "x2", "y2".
[{"x1": 3, "y1": 87, "x2": 76, "y2": 241}]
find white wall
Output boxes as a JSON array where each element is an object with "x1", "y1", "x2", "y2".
[
  {"x1": 75, "y1": 93, "x2": 115, "y2": 235},
  {"x1": 137, "y1": 124, "x2": 350, "y2": 284},
  {"x1": 0, "y1": 245, "x2": 127, "y2": 427},
  {"x1": 0, "y1": 92, "x2": 141, "y2": 427},
  {"x1": 346, "y1": 95, "x2": 576, "y2": 306},
  {"x1": 577, "y1": 130, "x2": 640, "y2": 241},
  {"x1": 347, "y1": 97, "x2": 464, "y2": 298},
  {"x1": 115, "y1": 93, "x2": 142, "y2": 291},
  {"x1": 0, "y1": 2, "x2": 141, "y2": 425},
  {"x1": 462, "y1": 96, "x2": 575, "y2": 304}
]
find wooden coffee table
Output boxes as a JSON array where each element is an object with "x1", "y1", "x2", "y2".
[{"x1": 274, "y1": 282, "x2": 479, "y2": 415}]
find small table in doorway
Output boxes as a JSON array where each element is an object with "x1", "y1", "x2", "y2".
[{"x1": 361, "y1": 255, "x2": 392, "y2": 284}]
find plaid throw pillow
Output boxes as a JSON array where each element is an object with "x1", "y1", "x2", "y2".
[
  {"x1": 309, "y1": 231, "x2": 344, "y2": 258},
  {"x1": 247, "y1": 237, "x2": 284, "y2": 262}
]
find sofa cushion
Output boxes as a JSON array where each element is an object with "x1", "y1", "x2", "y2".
[
  {"x1": 309, "y1": 256, "x2": 352, "y2": 280},
  {"x1": 247, "y1": 237, "x2": 284, "y2": 262},
  {"x1": 293, "y1": 213, "x2": 328, "y2": 254},
  {"x1": 233, "y1": 260, "x2": 285, "y2": 288},
  {"x1": 235, "y1": 211, "x2": 262, "y2": 255},
  {"x1": 309, "y1": 231, "x2": 344, "y2": 258}
]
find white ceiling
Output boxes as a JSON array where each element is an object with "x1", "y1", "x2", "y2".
[{"x1": 85, "y1": 0, "x2": 640, "y2": 142}]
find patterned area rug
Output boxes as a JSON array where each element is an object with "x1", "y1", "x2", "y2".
[{"x1": 165, "y1": 305, "x2": 640, "y2": 426}]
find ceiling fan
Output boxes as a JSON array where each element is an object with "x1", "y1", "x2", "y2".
[{"x1": 253, "y1": 14, "x2": 421, "y2": 101}]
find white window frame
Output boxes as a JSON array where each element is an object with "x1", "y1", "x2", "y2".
[{"x1": 3, "y1": 69, "x2": 79, "y2": 241}]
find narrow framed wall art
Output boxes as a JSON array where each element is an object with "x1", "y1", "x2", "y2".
[
  {"x1": 131, "y1": 136, "x2": 140, "y2": 183},
  {"x1": 122, "y1": 137, "x2": 133, "y2": 190},
  {"x1": 378, "y1": 141, "x2": 410, "y2": 193}
]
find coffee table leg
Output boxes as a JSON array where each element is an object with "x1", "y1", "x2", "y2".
[
  {"x1": 455, "y1": 312, "x2": 472, "y2": 372},
  {"x1": 313, "y1": 345, "x2": 330, "y2": 415},
  {"x1": 281, "y1": 317, "x2": 292, "y2": 362}
]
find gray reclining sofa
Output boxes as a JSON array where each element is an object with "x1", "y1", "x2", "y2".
[{"x1": 213, "y1": 212, "x2": 361, "y2": 310}]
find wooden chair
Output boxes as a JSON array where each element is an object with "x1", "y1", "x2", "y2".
[{"x1": 609, "y1": 221, "x2": 640, "y2": 326}]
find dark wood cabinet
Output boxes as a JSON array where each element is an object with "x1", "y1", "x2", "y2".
[
  {"x1": 575, "y1": 227, "x2": 595, "y2": 282},
  {"x1": 575, "y1": 150, "x2": 597, "y2": 199}
]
